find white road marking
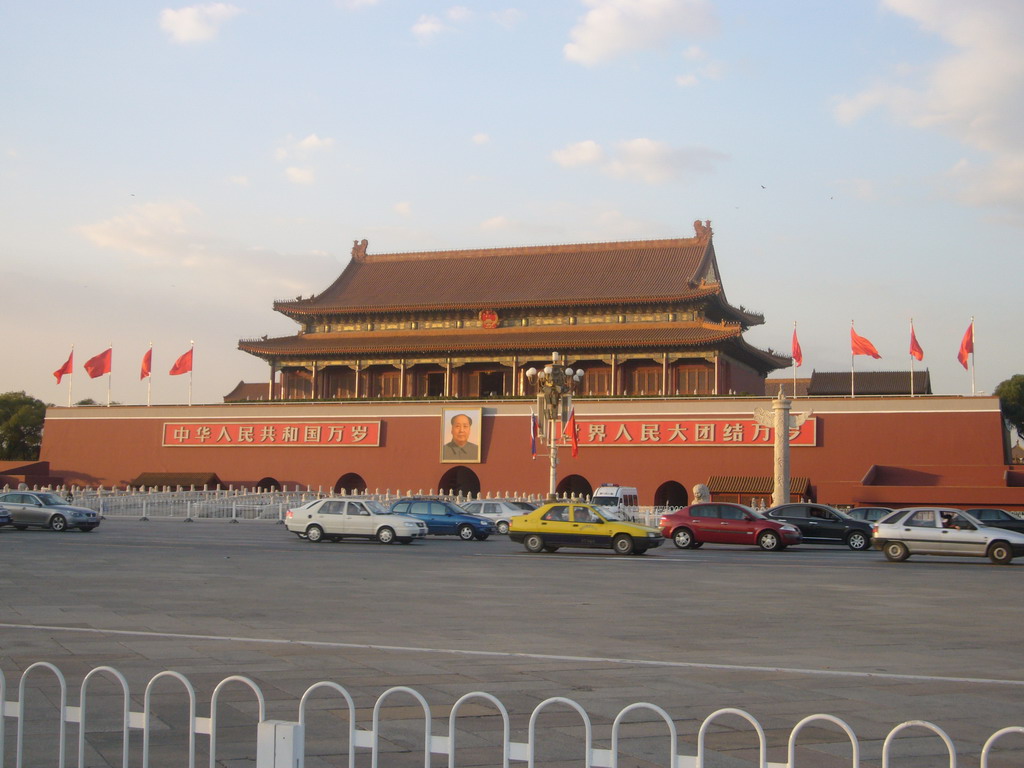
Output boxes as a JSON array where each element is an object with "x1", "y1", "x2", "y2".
[{"x1": 0, "y1": 622, "x2": 1020, "y2": 687}]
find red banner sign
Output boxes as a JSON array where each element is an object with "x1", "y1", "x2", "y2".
[
  {"x1": 163, "y1": 421, "x2": 381, "y2": 447},
  {"x1": 566, "y1": 418, "x2": 816, "y2": 447}
]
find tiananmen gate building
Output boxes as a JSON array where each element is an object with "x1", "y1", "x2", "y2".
[{"x1": 37, "y1": 222, "x2": 1024, "y2": 510}]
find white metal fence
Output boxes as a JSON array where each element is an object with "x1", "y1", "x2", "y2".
[{"x1": 2, "y1": 662, "x2": 1023, "y2": 768}]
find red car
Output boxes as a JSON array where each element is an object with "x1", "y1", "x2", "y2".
[{"x1": 659, "y1": 502, "x2": 801, "y2": 551}]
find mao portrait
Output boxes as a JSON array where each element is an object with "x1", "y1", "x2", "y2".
[{"x1": 440, "y1": 408, "x2": 482, "y2": 464}]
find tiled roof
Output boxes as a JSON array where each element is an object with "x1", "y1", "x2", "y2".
[
  {"x1": 808, "y1": 370, "x2": 932, "y2": 396},
  {"x1": 763, "y1": 377, "x2": 811, "y2": 397},
  {"x1": 239, "y1": 321, "x2": 747, "y2": 358},
  {"x1": 223, "y1": 381, "x2": 278, "y2": 403},
  {"x1": 707, "y1": 476, "x2": 811, "y2": 495},
  {"x1": 273, "y1": 225, "x2": 761, "y2": 324}
]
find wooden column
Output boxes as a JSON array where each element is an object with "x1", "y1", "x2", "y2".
[{"x1": 662, "y1": 353, "x2": 668, "y2": 396}]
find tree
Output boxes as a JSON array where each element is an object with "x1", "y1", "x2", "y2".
[
  {"x1": 0, "y1": 391, "x2": 48, "y2": 461},
  {"x1": 995, "y1": 375, "x2": 1024, "y2": 440}
]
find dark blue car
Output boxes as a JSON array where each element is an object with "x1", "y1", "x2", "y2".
[{"x1": 388, "y1": 498, "x2": 496, "y2": 540}]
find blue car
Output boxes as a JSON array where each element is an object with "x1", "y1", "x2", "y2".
[{"x1": 388, "y1": 498, "x2": 496, "y2": 540}]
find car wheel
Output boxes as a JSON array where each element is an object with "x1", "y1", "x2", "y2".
[
  {"x1": 377, "y1": 526, "x2": 396, "y2": 544},
  {"x1": 524, "y1": 534, "x2": 545, "y2": 553},
  {"x1": 613, "y1": 534, "x2": 635, "y2": 555},
  {"x1": 758, "y1": 530, "x2": 781, "y2": 551},
  {"x1": 846, "y1": 531, "x2": 869, "y2": 551},
  {"x1": 475, "y1": 533, "x2": 489, "y2": 541},
  {"x1": 884, "y1": 541, "x2": 909, "y2": 562},
  {"x1": 306, "y1": 525, "x2": 324, "y2": 543},
  {"x1": 49, "y1": 515, "x2": 68, "y2": 532},
  {"x1": 672, "y1": 528, "x2": 694, "y2": 549},
  {"x1": 497, "y1": 521, "x2": 510, "y2": 535},
  {"x1": 458, "y1": 524, "x2": 475, "y2": 541},
  {"x1": 13, "y1": 524, "x2": 27, "y2": 531},
  {"x1": 988, "y1": 541, "x2": 1013, "y2": 565}
]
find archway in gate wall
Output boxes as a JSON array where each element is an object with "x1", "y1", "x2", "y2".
[
  {"x1": 556, "y1": 474, "x2": 592, "y2": 499},
  {"x1": 654, "y1": 480, "x2": 688, "y2": 508},
  {"x1": 335, "y1": 473, "x2": 367, "y2": 494},
  {"x1": 438, "y1": 466, "x2": 481, "y2": 497},
  {"x1": 256, "y1": 476, "x2": 281, "y2": 491}
]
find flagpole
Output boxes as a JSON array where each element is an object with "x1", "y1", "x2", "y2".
[
  {"x1": 68, "y1": 345, "x2": 74, "y2": 407},
  {"x1": 188, "y1": 340, "x2": 194, "y2": 406},
  {"x1": 792, "y1": 321, "x2": 797, "y2": 398},
  {"x1": 106, "y1": 342, "x2": 112, "y2": 407},
  {"x1": 850, "y1": 321, "x2": 855, "y2": 398},
  {"x1": 909, "y1": 319, "x2": 915, "y2": 398},
  {"x1": 147, "y1": 342, "x2": 153, "y2": 406},
  {"x1": 970, "y1": 317, "x2": 976, "y2": 395}
]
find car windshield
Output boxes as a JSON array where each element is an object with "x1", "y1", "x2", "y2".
[
  {"x1": 36, "y1": 493, "x2": 67, "y2": 506},
  {"x1": 591, "y1": 497, "x2": 617, "y2": 507},
  {"x1": 598, "y1": 507, "x2": 626, "y2": 520},
  {"x1": 363, "y1": 500, "x2": 389, "y2": 515},
  {"x1": 510, "y1": 501, "x2": 536, "y2": 510}
]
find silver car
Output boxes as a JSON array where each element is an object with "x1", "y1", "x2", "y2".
[
  {"x1": 459, "y1": 499, "x2": 535, "y2": 534},
  {"x1": 0, "y1": 491, "x2": 100, "y2": 532},
  {"x1": 285, "y1": 497, "x2": 427, "y2": 544},
  {"x1": 872, "y1": 507, "x2": 1024, "y2": 565}
]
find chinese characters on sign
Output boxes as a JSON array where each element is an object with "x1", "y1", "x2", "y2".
[
  {"x1": 162, "y1": 421, "x2": 381, "y2": 447},
  {"x1": 565, "y1": 418, "x2": 816, "y2": 447}
]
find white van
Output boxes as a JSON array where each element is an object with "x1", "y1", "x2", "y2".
[{"x1": 590, "y1": 484, "x2": 639, "y2": 521}]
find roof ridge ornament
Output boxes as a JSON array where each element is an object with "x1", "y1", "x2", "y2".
[
  {"x1": 352, "y1": 238, "x2": 369, "y2": 261},
  {"x1": 693, "y1": 219, "x2": 713, "y2": 240}
]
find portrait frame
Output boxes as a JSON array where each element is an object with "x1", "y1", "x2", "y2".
[{"x1": 440, "y1": 407, "x2": 483, "y2": 464}]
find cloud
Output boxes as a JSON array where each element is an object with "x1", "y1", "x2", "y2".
[
  {"x1": 228, "y1": 175, "x2": 249, "y2": 186},
  {"x1": 76, "y1": 201, "x2": 328, "y2": 299},
  {"x1": 447, "y1": 6, "x2": 472, "y2": 22},
  {"x1": 160, "y1": 3, "x2": 241, "y2": 44},
  {"x1": 675, "y1": 73, "x2": 698, "y2": 87},
  {"x1": 564, "y1": 0, "x2": 718, "y2": 66},
  {"x1": 79, "y1": 201, "x2": 203, "y2": 264},
  {"x1": 480, "y1": 216, "x2": 512, "y2": 230},
  {"x1": 275, "y1": 133, "x2": 334, "y2": 162},
  {"x1": 285, "y1": 167, "x2": 315, "y2": 185},
  {"x1": 551, "y1": 140, "x2": 605, "y2": 168},
  {"x1": 341, "y1": 0, "x2": 380, "y2": 7},
  {"x1": 472, "y1": 133, "x2": 491, "y2": 145},
  {"x1": 394, "y1": 201, "x2": 412, "y2": 216},
  {"x1": 552, "y1": 138, "x2": 726, "y2": 182},
  {"x1": 412, "y1": 15, "x2": 445, "y2": 41},
  {"x1": 834, "y1": 0, "x2": 1024, "y2": 217}
]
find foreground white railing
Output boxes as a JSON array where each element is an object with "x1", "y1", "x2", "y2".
[{"x1": 2, "y1": 663, "x2": 1023, "y2": 767}]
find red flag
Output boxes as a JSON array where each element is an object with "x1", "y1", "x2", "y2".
[
  {"x1": 169, "y1": 347, "x2": 193, "y2": 376},
  {"x1": 83, "y1": 348, "x2": 112, "y2": 379},
  {"x1": 791, "y1": 328, "x2": 803, "y2": 367},
  {"x1": 957, "y1": 322, "x2": 974, "y2": 369},
  {"x1": 53, "y1": 351, "x2": 73, "y2": 384},
  {"x1": 851, "y1": 327, "x2": 881, "y2": 359},
  {"x1": 140, "y1": 348, "x2": 152, "y2": 380},
  {"x1": 909, "y1": 324, "x2": 924, "y2": 361},
  {"x1": 563, "y1": 407, "x2": 579, "y2": 458}
]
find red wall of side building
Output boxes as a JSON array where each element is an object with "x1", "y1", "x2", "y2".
[{"x1": 38, "y1": 395, "x2": 1023, "y2": 511}]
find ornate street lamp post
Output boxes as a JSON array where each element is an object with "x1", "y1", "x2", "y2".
[{"x1": 526, "y1": 352, "x2": 584, "y2": 500}]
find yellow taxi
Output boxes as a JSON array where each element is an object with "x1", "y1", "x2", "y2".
[{"x1": 508, "y1": 501, "x2": 663, "y2": 555}]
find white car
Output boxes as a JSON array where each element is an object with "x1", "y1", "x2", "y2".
[
  {"x1": 872, "y1": 507, "x2": 1024, "y2": 565},
  {"x1": 458, "y1": 499, "x2": 536, "y2": 534},
  {"x1": 285, "y1": 498, "x2": 427, "y2": 544}
]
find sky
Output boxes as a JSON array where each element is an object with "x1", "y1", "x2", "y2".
[{"x1": 2, "y1": 0, "x2": 1021, "y2": 406}]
